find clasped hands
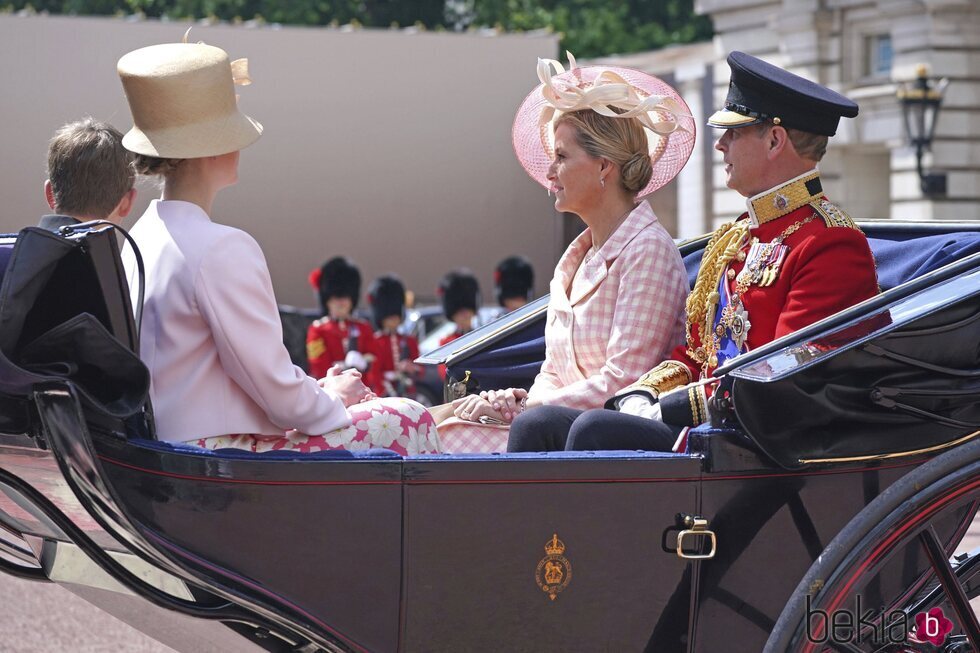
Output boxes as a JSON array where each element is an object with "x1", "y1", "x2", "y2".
[
  {"x1": 452, "y1": 387, "x2": 528, "y2": 424},
  {"x1": 318, "y1": 364, "x2": 376, "y2": 407}
]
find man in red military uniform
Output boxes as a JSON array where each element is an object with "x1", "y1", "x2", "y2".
[
  {"x1": 364, "y1": 275, "x2": 421, "y2": 397},
  {"x1": 306, "y1": 257, "x2": 375, "y2": 379},
  {"x1": 508, "y1": 51, "x2": 879, "y2": 452}
]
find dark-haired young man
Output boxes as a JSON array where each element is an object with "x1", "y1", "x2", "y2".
[{"x1": 39, "y1": 118, "x2": 136, "y2": 230}]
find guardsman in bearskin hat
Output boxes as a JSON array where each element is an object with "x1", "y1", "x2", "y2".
[
  {"x1": 364, "y1": 275, "x2": 421, "y2": 397},
  {"x1": 509, "y1": 51, "x2": 880, "y2": 453},
  {"x1": 437, "y1": 268, "x2": 481, "y2": 347},
  {"x1": 495, "y1": 256, "x2": 534, "y2": 312},
  {"x1": 306, "y1": 256, "x2": 375, "y2": 378}
]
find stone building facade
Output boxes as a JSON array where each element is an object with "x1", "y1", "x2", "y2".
[{"x1": 599, "y1": 0, "x2": 980, "y2": 237}]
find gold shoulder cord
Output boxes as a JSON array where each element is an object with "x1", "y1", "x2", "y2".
[
  {"x1": 685, "y1": 220, "x2": 751, "y2": 365},
  {"x1": 809, "y1": 199, "x2": 860, "y2": 231}
]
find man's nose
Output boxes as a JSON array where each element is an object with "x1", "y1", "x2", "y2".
[{"x1": 715, "y1": 130, "x2": 731, "y2": 152}]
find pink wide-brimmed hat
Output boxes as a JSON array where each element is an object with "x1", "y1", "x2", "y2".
[{"x1": 512, "y1": 53, "x2": 696, "y2": 198}]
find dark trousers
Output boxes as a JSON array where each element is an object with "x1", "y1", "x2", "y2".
[{"x1": 507, "y1": 406, "x2": 680, "y2": 452}]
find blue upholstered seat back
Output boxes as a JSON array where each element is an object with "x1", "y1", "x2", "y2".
[{"x1": 683, "y1": 229, "x2": 980, "y2": 293}]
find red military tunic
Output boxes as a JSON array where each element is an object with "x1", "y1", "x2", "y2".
[
  {"x1": 306, "y1": 317, "x2": 374, "y2": 379},
  {"x1": 366, "y1": 331, "x2": 421, "y2": 396},
  {"x1": 615, "y1": 171, "x2": 879, "y2": 428}
]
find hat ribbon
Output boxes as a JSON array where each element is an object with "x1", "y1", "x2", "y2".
[
  {"x1": 182, "y1": 27, "x2": 252, "y2": 86},
  {"x1": 536, "y1": 52, "x2": 689, "y2": 136}
]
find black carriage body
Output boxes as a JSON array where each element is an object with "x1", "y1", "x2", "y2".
[
  {"x1": 1, "y1": 220, "x2": 978, "y2": 653},
  {"x1": 3, "y1": 413, "x2": 929, "y2": 653}
]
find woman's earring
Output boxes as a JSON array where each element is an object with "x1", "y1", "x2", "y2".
[{"x1": 600, "y1": 177, "x2": 605, "y2": 188}]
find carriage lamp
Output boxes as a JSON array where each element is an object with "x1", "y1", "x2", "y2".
[{"x1": 897, "y1": 64, "x2": 949, "y2": 197}]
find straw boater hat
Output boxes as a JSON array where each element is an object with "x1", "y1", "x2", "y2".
[
  {"x1": 117, "y1": 41, "x2": 263, "y2": 158},
  {"x1": 512, "y1": 53, "x2": 696, "y2": 198}
]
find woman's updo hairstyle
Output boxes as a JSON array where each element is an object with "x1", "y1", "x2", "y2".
[
  {"x1": 553, "y1": 108, "x2": 653, "y2": 196},
  {"x1": 133, "y1": 154, "x2": 184, "y2": 177}
]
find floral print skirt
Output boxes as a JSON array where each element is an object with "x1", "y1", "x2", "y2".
[{"x1": 194, "y1": 397, "x2": 440, "y2": 456}]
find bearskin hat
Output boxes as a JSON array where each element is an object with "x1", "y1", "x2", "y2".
[
  {"x1": 438, "y1": 269, "x2": 480, "y2": 321},
  {"x1": 494, "y1": 256, "x2": 534, "y2": 306},
  {"x1": 368, "y1": 275, "x2": 407, "y2": 329},
  {"x1": 309, "y1": 256, "x2": 361, "y2": 313}
]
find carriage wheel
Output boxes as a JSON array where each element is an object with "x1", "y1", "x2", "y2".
[{"x1": 765, "y1": 436, "x2": 980, "y2": 653}]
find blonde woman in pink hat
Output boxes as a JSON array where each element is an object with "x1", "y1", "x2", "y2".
[
  {"x1": 117, "y1": 40, "x2": 439, "y2": 455},
  {"x1": 436, "y1": 54, "x2": 695, "y2": 453}
]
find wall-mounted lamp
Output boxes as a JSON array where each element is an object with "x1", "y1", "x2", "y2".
[{"x1": 897, "y1": 64, "x2": 949, "y2": 197}]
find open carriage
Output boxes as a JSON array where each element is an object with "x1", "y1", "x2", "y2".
[{"x1": 0, "y1": 219, "x2": 978, "y2": 653}]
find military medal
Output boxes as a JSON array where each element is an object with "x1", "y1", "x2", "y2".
[
  {"x1": 740, "y1": 239, "x2": 788, "y2": 288},
  {"x1": 729, "y1": 302, "x2": 751, "y2": 350}
]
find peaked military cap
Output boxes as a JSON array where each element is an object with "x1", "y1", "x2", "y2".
[{"x1": 708, "y1": 51, "x2": 859, "y2": 136}]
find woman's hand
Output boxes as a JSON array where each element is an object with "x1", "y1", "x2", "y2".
[
  {"x1": 452, "y1": 394, "x2": 506, "y2": 424},
  {"x1": 319, "y1": 365, "x2": 373, "y2": 407},
  {"x1": 480, "y1": 388, "x2": 528, "y2": 422}
]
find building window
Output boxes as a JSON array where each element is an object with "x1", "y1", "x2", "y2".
[{"x1": 865, "y1": 34, "x2": 893, "y2": 78}]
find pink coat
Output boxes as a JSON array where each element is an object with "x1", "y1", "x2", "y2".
[
  {"x1": 438, "y1": 201, "x2": 689, "y2": 453},
  {"x1": 530, "y1": 200, "x2": 689, "y2": 409}
]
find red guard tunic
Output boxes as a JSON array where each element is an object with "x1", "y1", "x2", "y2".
[
  {"x1": 613, "y1": 171, "x2": 879, "y2": 429},
  {"x1": 306, "y1": 317, "x2": 374, "y2": 379},
  {"x1": 366, "y1": 331, "x2": 421, "y2": 396}
]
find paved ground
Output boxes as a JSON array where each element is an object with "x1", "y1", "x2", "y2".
[{"x1": 0, "y1": 572, "x2": 175, "y2": 653}]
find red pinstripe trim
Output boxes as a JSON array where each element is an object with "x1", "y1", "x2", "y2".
[
  {"x1": 101, "y1": 455, "x2": 918, "y2": 486},
  {"x1": 100, "y1": 456, "x2": 401, "y2": 486}
]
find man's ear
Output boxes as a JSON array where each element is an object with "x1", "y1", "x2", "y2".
[
  {"x1": 767, "y1": 125, "x2": 790, "y2": 160},
  {"x1": 116, "y1": 188, "x2": 137, "y2": 218},
  {"x1": 43, "y1": 180, "x2": 57, "y2": 210}
]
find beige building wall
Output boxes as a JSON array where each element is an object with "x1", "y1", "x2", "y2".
[{"x1": 0, "y1": 15, "x2": 562, "y2": 308}]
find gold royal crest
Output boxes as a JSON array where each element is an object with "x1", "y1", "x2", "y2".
[{"x1": 535, "y1": 533, "x2": 572, "y2": 601}]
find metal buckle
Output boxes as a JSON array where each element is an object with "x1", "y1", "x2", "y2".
[{"x1": 676, "y1": 516, "x2": 717, "y2": 560}]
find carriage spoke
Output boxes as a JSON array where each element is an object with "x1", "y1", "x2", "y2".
[{"x1": 918, "y1": 526, "x2": 980, "y2": 647}]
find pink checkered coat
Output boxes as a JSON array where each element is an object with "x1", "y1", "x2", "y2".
[
  {"x1": 530, "y1": 200, "x2": 688, "y2": 409},
  {"x1": 438, "y1": 201, "x2": 688, "y2": 453}
]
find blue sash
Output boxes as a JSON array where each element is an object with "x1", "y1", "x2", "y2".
[{"x1": 712, "y1": 270, "x2": 745, "y2": 366}]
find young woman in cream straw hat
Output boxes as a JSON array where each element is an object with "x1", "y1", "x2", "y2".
[
  {"x1": 118, "y1": 39, "x2": 439, "y2": 455},
  {"x1": 437, "y1": 53, "x2": 695, "y2": 454}
]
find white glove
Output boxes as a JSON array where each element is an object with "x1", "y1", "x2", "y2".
[
  {"x1": 617, "y1": 395, "x2": 663, "y2": 421},
  {"x1": 344, "y1": 350, "x2": 369, "y2": 372}
]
